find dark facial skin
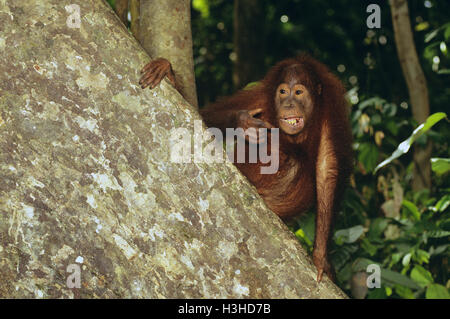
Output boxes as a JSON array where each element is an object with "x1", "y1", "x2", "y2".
[{"x1": 275, "y1": 76, "x2": 314, "y2": 135}]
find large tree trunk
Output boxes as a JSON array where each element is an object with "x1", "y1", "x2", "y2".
[
  {"x1": 389, "y1": 0, "x2": 432, "y2": 190},
  {"x1": 0, "y1": 0, "x2": 345, "y2": 298},
  {"x1": 233, "y1": 0, "x2": 266, "y2": 89},
  {"x1": 139, "y1": 0, "x2": 198, "y2": 108}
]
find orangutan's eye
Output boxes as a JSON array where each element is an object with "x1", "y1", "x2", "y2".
[
  {"x1": 280, "y1": 89, "x2": 286, "y2": 94},
  {"x1": 295, "y1": 90, "x2": 303, "y2": 95}
]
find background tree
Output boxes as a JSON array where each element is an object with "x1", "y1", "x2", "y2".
[
  {"x1": 232, "y1": 0, "x2": 266, "y2": 89},
  {"x1": 390, "y1": 0, "x2": 432, "y2": 190},
  {"x1": 114, "y1": 0, "x2": 129, "y2": 26},
  {"x1": 140, "y1": 0, "x2": 198, "y2": 108},
  {"x1": 130, "y1": 0, "x2": 140, "y2": 40}
]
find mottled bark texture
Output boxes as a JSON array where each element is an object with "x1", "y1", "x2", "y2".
[
  {"x1": 0, "y1": 0, "x2": 346, "y2": 298},
  {"x1": 390, "y1": 0, "x2": 432, "y2": 190},
  {"x1": 140, "y1": 0, "x2": 198, "y2": 108}
]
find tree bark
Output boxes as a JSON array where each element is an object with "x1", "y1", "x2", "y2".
[
  {"x1": 114, "y1": 0, "x2": 129, "y2": 26},
  {"x1": 389, "y1": 0, "x2": 432, "y2": 190},
  {"x1": 233, "y1": 0, "x2": 266, "y2": 90},
  {"x1": 0, "y1": 0, "x2": 346, "y2": 298},
  {"x1": 140, "y1": 0, "x2": 198, "y2": 108}
]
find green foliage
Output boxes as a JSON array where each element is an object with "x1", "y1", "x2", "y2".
[
  {"x1": 190, "y1": 0, "x2": 450, "y2": 300},
  {"x1": 334, "y1": 225, "x2": 365, "y2": 245},
  {"x1": 426, "y1": 284, "x2": 450, "y2": 299},
  {"x1": 431, "y1": 158, "x2": 450, "y2": 176},
  {"x1": 374, "y1": 113, "x2": 447, "y2": 173},
  {"x1": 106, "y1": 0, "x2": 115, "y2": 9},
  {"x1": 192, "y1": 0, "x2": 210, "y2": 18},
  {"x1": 292, "y1": 108, "x2": 449, "y2": 299},
  {"x1": 243, "y1": 81, "x2": 261, "y2": 90}
]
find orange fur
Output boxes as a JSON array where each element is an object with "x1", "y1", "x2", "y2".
[{"x1": 200, "y1": 54, "x2": 353, "y2": 281}]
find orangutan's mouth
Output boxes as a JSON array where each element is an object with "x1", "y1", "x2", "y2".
[{"x1": 280, "y1": 116, "x2": 304, "y2": 128}]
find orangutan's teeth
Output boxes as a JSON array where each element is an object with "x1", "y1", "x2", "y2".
[{"x1": 286, "y1": 119, "x2": 297, "y2": 125}]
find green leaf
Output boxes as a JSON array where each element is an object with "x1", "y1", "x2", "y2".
[
  {"x1": 334, "y1": 225, "x2": 365, "y2": 244},
  {"x1": 192, "y1": 0, "x2": 210, "y2": 17},
  {"x1": 437, "y1": 69, "x2": 450, "y2": 74},
  {"x1": 382, "y1": 268, "x2": 420, "y2": 289},
  {"x1": 358, "y1": 143, "x2": 379, "y2": 173},
  {"x1": 431, "y1": 158, "x2": 450, "y2": 176},
  {"x1": 429, "y1": 244, "x2": 449, "y2": 256},
  {"x1": 410, "y1": 265, "x2": 433, "y2": 288},
  {"x1": 425, "y1": 28, "x2": 439, "y2": 43},
  {"x1": 243, "y1": 81, "x2": 261, "y2": 90},
  {"x1": 358, "y1": 97, "x2": 385, "y2": 111},
  {"x1": 374, "y1": 112, "x2": 447, "y2": 173},
  {"x1": 402, "y1": 253, "x2": 412, "y2": 267},
  {"x1": 367, "y1": 218, "x2": 389, "y2": 239},
  {"x1": 332, "y1": 244, "x2": 358, "y2": 271},
  {"x1": 424, "y1": 42, "x2": 439, "y2": 60},
  {"x1": 416, "y1": 22, "x2": 430, "y2": 32},
  {"x1": 299, "y1": 211, "x2": 316, "y2": 242},
  {"x1": 336, "y1": 263, "x2": 352, "y2": 284},
  {"x1": 385, "y1": 286, "x2": 393, "y2": 296},
  {"x1": 421, "y1": 112, "x2": 447, "y2": 132},
  {"x1": 395, "y1": 285, "x2": 415, "y2": 299},
  {"x1": 371, "y1": 114, "x2": 381, "y2": 125},
  {"x1": 352, "y1": 259, "x2": 420, "y2": 289},
  {"x1": 382, "y1": 103, "x2": 397, "y2": 117},
  {"x1": 427, "y1": 230, "x2": 450, "y2": 238},
  {"x1": 295, "y1": 228, "x2": 313, "y2": 247},
  {"x1": 361, "y1": 238, "x2": 378, "y2": 256},
  {"x1": 415, "y1": 249, "x2": 430, "y2": 264},
  {"x1": 367, "y1": 288, "x2": 387, "y2": 299},
  {"x1": 385, "y1": 119, "x2": 400, "y2": 135},
  {"x1": 402, "y1": 200, "x2": 421, "y2": 221},
  {"x1": 352, "y1": 258, "x2": 375, "y2": 272},
  {"x1": 440, "y1": 41, "x2": 448, "y2": 54},
  {"x1": 426, "y1": 284, "x2": 450, "y2": 299},
  {"x1": 435, "y1": 194, "x2": 450, "y2": 212},
  {"x1": 445, "y1": 23, "x2": 450, "y2": 40},
  {"x1": 389, "y1": 253, "x2": 402, "y2": 267}
]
